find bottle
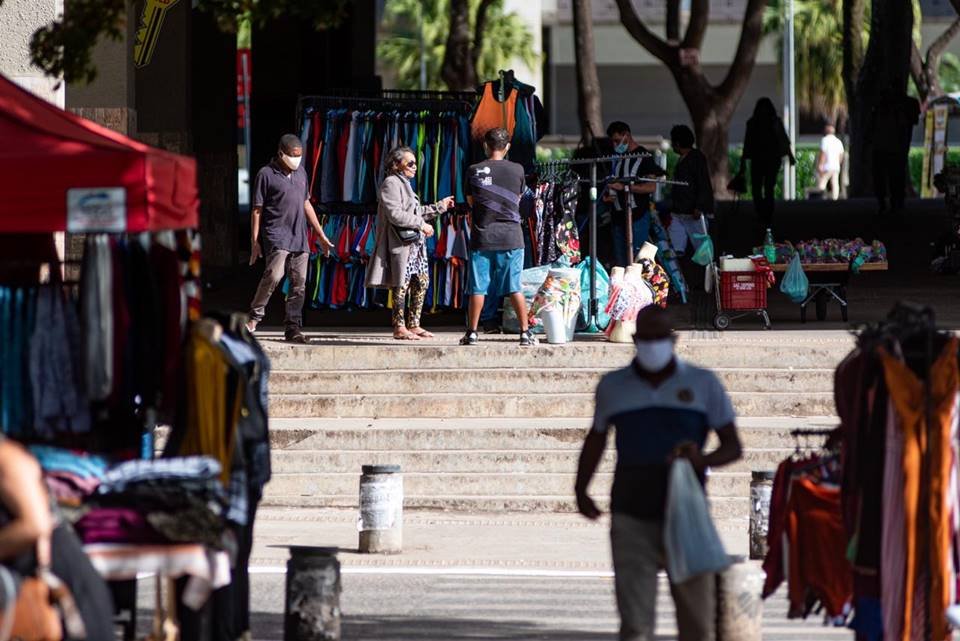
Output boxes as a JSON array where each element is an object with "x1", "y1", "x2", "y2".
[{"x1": 763, "y1": 228, "x2": 777, "y2": 264}]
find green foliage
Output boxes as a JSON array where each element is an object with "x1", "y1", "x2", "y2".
[
  {"x1": 763, "y1": 0, "x2": 865, "y2": 125},
  {"x1": 0, "y1": 0, "x2": 349, "y2": 85},
  {"x1": 939, "y1": 53, "x2": 960, "y2": 94},
  {"x1": 377, "y1": 0, "x2": 539, "y2": 91}
]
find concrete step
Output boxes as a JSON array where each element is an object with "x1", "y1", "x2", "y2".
[
  {"x1": 269, "y1": 447, "x2": 798, "y2": 476},
  {"x1": 270, "y1": 367, "x2": 833, "y2": 395},
  {"x1": 259, "y1": 490, "x2": 747, "y2": 520},
  {"x1": 260, "y1": 470, "x2": 749, "y2": 499},
  {"x1": 261, "y1": 338, "x2": 853, "y2": 372},
  {"x1": 269, "y1": 391, "x2": 836, "y2": 419},
  {"x1": 266, "y1": 417, "x2": 838, "y2": 451}
]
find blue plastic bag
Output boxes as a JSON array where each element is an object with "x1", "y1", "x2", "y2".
[
  {"x1": 576, "y1": 257, "x2": 611, "y2": 330},
  {"x1": 779, "y1": 253, "x2": 809, "y2": 304}
]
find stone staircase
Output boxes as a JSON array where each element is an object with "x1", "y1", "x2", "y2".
[{"x1": 259, "y1": 332, "x2": 852, "y2": 533}]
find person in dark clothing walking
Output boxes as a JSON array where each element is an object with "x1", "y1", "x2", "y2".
[
  {"x1": 870, "y1": 89, "x2": 920, "y2": 214},
  {"x1": 247, "y1": 134, "x2": 333, "y2": 343},
  {"x1": 742, "y1": 98, "x2": 795, "y2": 225},
  {"x1": 665, "y1": 125, "x2": 715, "y2": 256}
]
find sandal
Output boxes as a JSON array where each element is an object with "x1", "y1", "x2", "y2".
[
  {"x1": 410, "y1": 327, "x2": 434, "y2": 338},
  {"x1": 393, "y1": 328, "x2": 420, "y2": 341}
]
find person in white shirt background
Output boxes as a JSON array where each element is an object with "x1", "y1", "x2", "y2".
[{"x1": 816, "y1": 124, "x2": 845, "y2": 200}]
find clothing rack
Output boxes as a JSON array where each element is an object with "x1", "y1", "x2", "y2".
[
  {"x1": 532, "y1": 153, "x2": 688, "y2": 331},
  {"x1": 296, "y1": 91, "x2": 476, "y2": 130}
]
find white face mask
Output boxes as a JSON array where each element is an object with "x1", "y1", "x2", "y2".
[
  {"x1": 634, "y1": 339, "x2": 674, "y2": 372},
  {"x1": 281, "y1": 153, "x2": 302, "y2": 171}
]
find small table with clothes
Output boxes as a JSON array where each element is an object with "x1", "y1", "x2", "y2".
[
  {"x1": 769, "y1": 262, "x2": 888, "y2": 322},
  {"x1": 84, "y1": 543, "x2": 230, "y2": 641}
]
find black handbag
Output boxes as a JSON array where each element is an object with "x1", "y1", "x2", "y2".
[
  {"x1": 394, "y1": 226, "x2": 420, "y2": 244},
  {"x1": 727, "y1": 167, "x2": 747, "y2": 195}
]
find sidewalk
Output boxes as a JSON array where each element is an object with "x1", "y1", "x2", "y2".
[{"x1": 251, "y1": 507, "x2": 749, "y2": 571}]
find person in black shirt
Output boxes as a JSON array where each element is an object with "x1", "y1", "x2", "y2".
[
  {"x1": 742, "y1": 98, "x2": 795, "y2": 226},
  {"x1": 461, "y1": 128, "x2": 537, "y2": 347},
  {"x1": 666, "y1": 125, "x2": 714, "y2": 256},
  {"x1": 603, "y1": 121, "x2": 666, "y2": 265}
]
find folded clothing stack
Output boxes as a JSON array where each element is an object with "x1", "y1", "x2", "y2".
[
  {"x1": 29, "y1": 445, "x2": 108, "y2": 508},
  {"x1": 77, "y1": 456, "x2": 228, "y2": 548}
]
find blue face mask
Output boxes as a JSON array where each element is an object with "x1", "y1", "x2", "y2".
[{"x1": 614, "y1": 142, "x2": 629, "y2": 154}]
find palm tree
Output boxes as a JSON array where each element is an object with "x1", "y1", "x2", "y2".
[
  {"x1": 378, "y1": 0, "x2": 539, "y2": 91},
  {"x1": 764, "y1": 0, "x2": 859, "y2": 127}
]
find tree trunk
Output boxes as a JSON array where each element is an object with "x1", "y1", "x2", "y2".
[
  {"x1": 666, "y1": 0, "x2": 680, "y2": 42},
  {"x1": 848, "y1": 0, "x2": 914, "y2": 196},
  {"x1": 441, "y1": 0, "x2": 477, "y2": 91},
  {"x1": 843, "y1": 0, "x2": 866, "y2": 185},
  {"x1": 910, "y1": 19, "x2": 960, "y2": 104},
  {"x1": 572, "y1": 0, "x2": 604, "y2": 145},
  {"x1": 615, "y1": 0, "x2": 765, "y2": 199}
]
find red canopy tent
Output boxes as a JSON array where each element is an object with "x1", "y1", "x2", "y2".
[{"x1": 0, "y1": 73, "x2": 199, "y2": 233}]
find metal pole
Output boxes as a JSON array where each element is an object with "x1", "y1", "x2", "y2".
[
  {"x1": 419, "y1": 5, "x2": 427, "y2": 91},
  {"x1": 241, "y1": 52, "x2": 252, "y2": 178},
  {"x1": 588, "y1": 161, "x2": 599, "y2": 332},
  {"x1": 783, "y1": 0, "x2": 797, "y2": 200}
]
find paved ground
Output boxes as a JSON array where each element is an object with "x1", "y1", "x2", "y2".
[{"x1": 134, "y1": 570, "x2": 851, "y2": 641}]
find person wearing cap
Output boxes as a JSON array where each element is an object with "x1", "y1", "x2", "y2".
[{"x1": 575, "y1": 306, "x2": 743, "y2": 641}]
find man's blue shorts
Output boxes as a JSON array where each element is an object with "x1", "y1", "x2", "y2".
[{"x1": 467, "y1": 248, "x2": 523, "y2": 296}]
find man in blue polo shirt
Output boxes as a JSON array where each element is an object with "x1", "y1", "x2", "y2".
[{"x1": 575, "y1": 305, "x2": 742, "y2": 641}]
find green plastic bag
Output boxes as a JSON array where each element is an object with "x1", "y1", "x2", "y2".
[
  {"x1": 576, "y1": 257, "x2": 611, "y2": 330},
  {"x1": 691, "y1": 233, "x2": 715, "y2": 267},
  {"x1": 779, "y1": 253, "x2": 809, "y2": 303}
]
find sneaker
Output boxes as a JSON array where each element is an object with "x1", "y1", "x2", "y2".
[
  {"x1": 459, "y1": 330, "x2": 479, "y2": 346},
  {"x1": 245, "y1": 319, "x2": 258, "y2": 333},
  {"x1": 284, "y1": 329, "x2": 311, "y2": 344},
  {"x1": 519, "y1": 330, "x2": 539, "y2": 347}
]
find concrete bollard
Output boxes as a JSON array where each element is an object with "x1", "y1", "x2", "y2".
[
  {"x1": 358, "y1": 464, "x2": 403, "y2": 554},
  {"x1": 749, "y1": 471, "x2": 775, "y2": 560},
  {"x1": 716, "y1": 556, "x2": 765, "y2": 641},
  {"x1": 283, "y1": 546, "x2": 341, "y2": 641}
]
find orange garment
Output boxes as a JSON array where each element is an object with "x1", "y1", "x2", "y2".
[
  {"x1": 786, "y1": 476, "x2": 853, "y2": 617},
  {"x1": 880, "y1": 338, "x2": 959, "y2": 641},
  {"x1": 471, "y1": 82, "x2": 517, "y2": 143}
]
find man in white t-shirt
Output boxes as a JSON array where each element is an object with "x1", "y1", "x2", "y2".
[{"x1": 816, "y1": 125, "x2": 845, "y2": 200}]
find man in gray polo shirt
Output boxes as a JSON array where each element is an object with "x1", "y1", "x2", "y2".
[
  {"x1": 575, "y1": 305, "x2": 742, "y2": 641},
  {"x1": 247, "y1": 134, "x2": 332, "y2": 343}
]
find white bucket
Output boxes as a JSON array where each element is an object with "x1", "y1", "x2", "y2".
[{"x1": 541, "y1": 308, "x2": 568, "y2": 344}]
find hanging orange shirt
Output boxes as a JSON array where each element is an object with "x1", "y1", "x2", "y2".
[{"x1": 471, "y1": 82, "x2": 517, "y2": 144}]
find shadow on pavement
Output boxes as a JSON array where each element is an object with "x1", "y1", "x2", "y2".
[{"x1": 250, "y1": 612, "x2": 627, "y2": 640}]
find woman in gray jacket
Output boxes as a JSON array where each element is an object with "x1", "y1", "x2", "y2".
[{"x1": 367, "y1": 147, "x2": 455, "y2": 340}]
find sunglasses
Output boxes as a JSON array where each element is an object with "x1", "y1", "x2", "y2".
[{"x1": 404, "y1": 160, "x2": 417, "y2": 168}]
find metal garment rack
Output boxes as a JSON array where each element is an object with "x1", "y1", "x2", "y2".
[
  {"x1": 533, "y1": 152, "x2": 687, "y2": 332},
  {"x1": 295, "y1": 91, "x2": 477, "y2": 130}
]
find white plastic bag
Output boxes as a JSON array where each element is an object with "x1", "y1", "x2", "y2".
[{"x1": 664, "y1": 459, "x2": 731, "y2": 584}]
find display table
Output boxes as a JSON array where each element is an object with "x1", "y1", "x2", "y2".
[
  {"x1": 768, "y1": 262, "x2": 888, "y2": 322},
  {"x1": 84, "y1": 543, "x2": 230, "y2": 641}
]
